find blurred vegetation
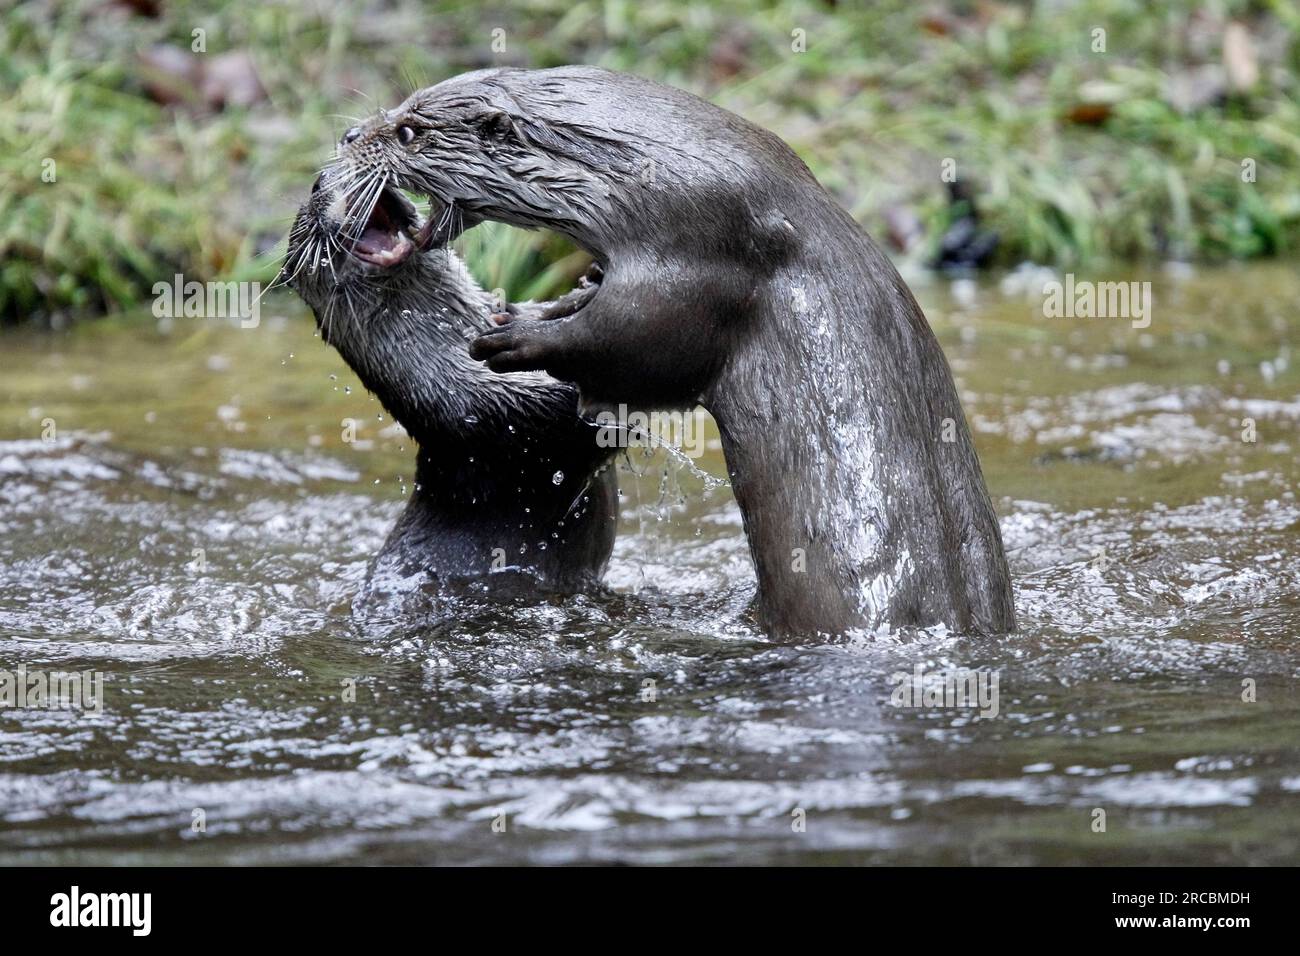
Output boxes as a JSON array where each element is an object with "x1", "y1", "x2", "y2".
[{"x1": 2, "y1": 0, "x2": 1299, "y2": 324}]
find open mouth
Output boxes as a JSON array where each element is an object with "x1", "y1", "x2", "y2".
[{"x1": 348, "y1": 187, "x2": 440, "y2": 268}]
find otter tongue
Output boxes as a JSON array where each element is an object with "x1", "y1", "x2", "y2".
[
  {"x1": 355, "y1": 227, "x2": 413, "y2": 266},
  {"x1": 353, "y1": 198, "x2": 414, "y2": 267}
]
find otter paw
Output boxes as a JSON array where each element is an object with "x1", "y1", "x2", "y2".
[
  {"x1": 469, "y1": 321, "x2": 550, "y2": 373},
  {"x1": 489, "y1": 312, "x2": 513, "y2": 326}
]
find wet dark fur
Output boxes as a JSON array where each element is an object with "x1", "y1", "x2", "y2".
[
  {"x1": 339, "y1": 66, "x2": 1016, "y2": 637},
  {"x1": 283, "y1": 167, "x2": 618, "y2": 616}
]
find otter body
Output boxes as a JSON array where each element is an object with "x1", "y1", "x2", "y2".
[
  {"x1": 340, "y1": 67, "x2": 1015, "y2": 636},
  {"x1": 284, "y1": 168, "x2": 617, "y2": 614}
]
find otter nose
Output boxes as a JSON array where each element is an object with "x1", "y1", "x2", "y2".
[{"x1": 341, "y1": 126, "x2": 362, "y2": 146}]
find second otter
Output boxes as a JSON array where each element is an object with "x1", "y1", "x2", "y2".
[
  {"x1": 284, "y1": 166, "x2": 617, "y2": 615},
  {"x1": 338, "y1": 67, "x2": 1016, "y2": 637}
]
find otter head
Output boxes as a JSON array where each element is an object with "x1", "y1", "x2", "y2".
[
  {"x1": 281, "y1": 164, "x2": 453, "y2": 317},
  {"x1": 335, "y1": 69, "x2": 646, "y2": 248}
]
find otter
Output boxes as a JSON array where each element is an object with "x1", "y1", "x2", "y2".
[
  {"x1": 282, "y1": 165, "x2": 618, "y2": 613},
  {"x1": 336, "y1": 66, "x2": 1016, "y2": 637}
]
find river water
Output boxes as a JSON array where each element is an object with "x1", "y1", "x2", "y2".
[{"x1": 1, "y1": 264, "x2": 1297, "y2": 864}]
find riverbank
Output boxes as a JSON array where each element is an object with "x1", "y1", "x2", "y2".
[{"x1": 4, "y1": 0, "x2": 1298, "y2": 324}]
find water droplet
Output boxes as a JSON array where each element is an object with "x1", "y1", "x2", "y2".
[{"x1": 552, "y1": 470, "x2": 564, "y2": 484}]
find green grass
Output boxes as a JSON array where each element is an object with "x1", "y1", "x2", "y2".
[{"x1": 2, "y1": 0, "x2": 1299, "y2": 324}]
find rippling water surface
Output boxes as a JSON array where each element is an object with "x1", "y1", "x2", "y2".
[{"x1": 2, "y1": 264, "x2": 1298, "y2": 864}]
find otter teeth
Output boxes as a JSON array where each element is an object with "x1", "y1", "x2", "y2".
[
  {"x1": 408, "y1": 214, "x2": 438, "y2": 251},
  {"x1": 354, "y1": 230, "x2": 414, "y2": 267},
  {"x1": 348, "y1": 185, "x2": 423, "y2": 267},
  {"x1": 375, "y1": 236, "x2": 413, "y2": 266}
]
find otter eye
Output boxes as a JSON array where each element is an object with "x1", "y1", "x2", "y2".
[{"x1": 396, "y1": 125, "x2": 416, "y2": 146}]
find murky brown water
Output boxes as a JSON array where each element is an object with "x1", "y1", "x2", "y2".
[{"x1": 1, "y1": 263, "x2": 1298, "y2": 864}]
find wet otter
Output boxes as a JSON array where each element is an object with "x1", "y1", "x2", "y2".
[
  {"x1": 338, "y1": 67, "x2": 1015, "y2": 637},
  {"x1": 282, "y1": 165, "x2": 617, "y2": 612}
]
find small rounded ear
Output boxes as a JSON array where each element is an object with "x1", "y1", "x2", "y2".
[{"x1": 475, "y1": 109, "x2": 517, "y2": 143}]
